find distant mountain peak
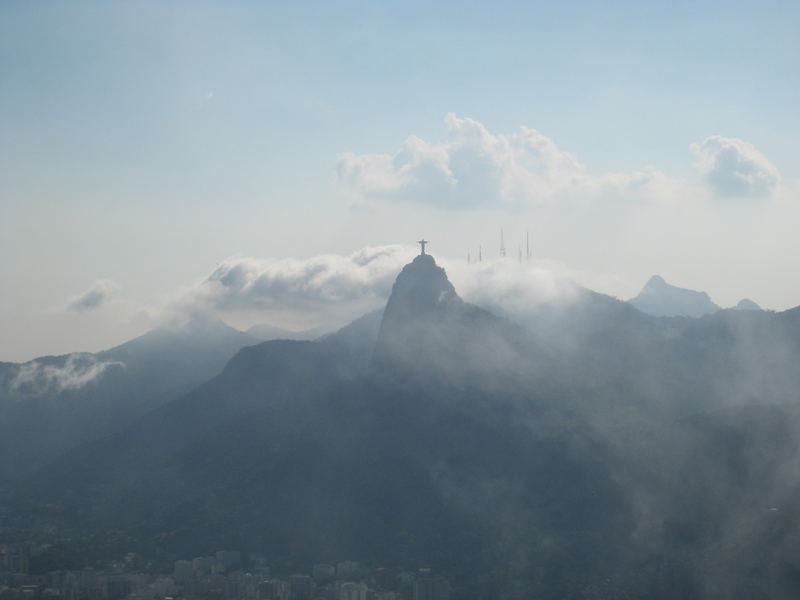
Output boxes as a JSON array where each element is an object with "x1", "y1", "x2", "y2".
[
  {"x1": 733, "y1": 298, "x2": 762, "y2": 311},
  {"x1": 644, "y1": 274, "x2": 668, "y2": 288},
  {"x1": 630, "y1": 275, "x2": 719, "y2": 318}
]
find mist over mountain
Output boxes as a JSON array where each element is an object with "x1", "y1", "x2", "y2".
[
  {"x1": 372, "y1": 254, "x2": 527, "y2": 383},
  {"x1": 4, "y1": 2, "x2": 799, "y2": 599},
  {"x1": 6, "y1": 255, "x2": 800, "y2": 599},
  {"x1": 0, "y1": 316, "x2": 256, "y2": 480}
]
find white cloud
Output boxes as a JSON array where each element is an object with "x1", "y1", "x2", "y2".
[
  {"x1": 66, "y1": 280, "x2": 119, "y2": 312},
  {"x1": 165, "y1": 244, "x2": 590, "y2": 333},
  {"x1": 10, "y1": 354, "x2": 124, "y2": 395},
  {"x1": 170, "y1": 245, "x2": 416, "y2": 324},
  {"x1": 446, "y1": 258, "x2": 582, "y2": 316},
  {"x1": 691, "y1": 135, "x2": 780, "y2": 198},
  {"x1": 338, "y1": 113, "x2": 671, "y2": 208}
]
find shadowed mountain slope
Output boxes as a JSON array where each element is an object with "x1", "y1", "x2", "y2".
[{"x1": 0, "y1": 317, "x2": 256, "y2": 479}]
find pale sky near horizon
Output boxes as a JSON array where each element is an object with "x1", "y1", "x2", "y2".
[{"x1": 2, "y1": 0, "x2": 799, "y2": 361}]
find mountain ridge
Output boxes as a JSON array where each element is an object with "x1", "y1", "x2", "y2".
[
  {"x1": 0, "y1": 317, "x2": 257, "y2": 480},
  {"x1": 9, "y1": 255, "x2": 800, "y2": 599}
]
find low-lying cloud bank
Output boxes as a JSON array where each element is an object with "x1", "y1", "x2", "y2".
[
  {"x1": 168, "y1": 245, "x2": 584, "y2": 332},
  {"x1": 196, "y1": 245, "x2": 411, "y2": 311},
  {"x1": 446, "y1": 258, "x2": 582, "y2": 316},
  {"x1": 338, "y1": 114, "x2": 781, "y2": 207},
  {"x1": 162, "y1": 246, "x2": 415, "y2": 328},
  {"x1": 10, "y1": 354, "x2": 124, "y2": 395}
]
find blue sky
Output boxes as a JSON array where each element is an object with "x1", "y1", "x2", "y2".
[{"x1": 2, "y1": 1, "x2": 799, "y2": 360}]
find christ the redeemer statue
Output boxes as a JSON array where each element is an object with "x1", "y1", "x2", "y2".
[{"x1": 417, "y1": 239, "x2": 429, "y2": 255}]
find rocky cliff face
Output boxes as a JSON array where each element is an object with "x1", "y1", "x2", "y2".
[
  {"x1": 371, "y1": 254, "x2": 524, "y2": 384},
  {"x1": 374, "y1": 254, "x2": 463, "y2": 366}
]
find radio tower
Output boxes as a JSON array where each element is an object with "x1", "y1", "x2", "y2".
[
  {"x1": 526, "y1": 231, "x2": 531, "y2": 261},
  {"x1": 500, "y1": 227, "x2": 506, "y2": 257}
]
